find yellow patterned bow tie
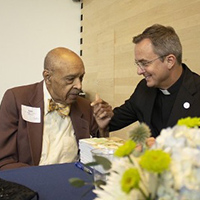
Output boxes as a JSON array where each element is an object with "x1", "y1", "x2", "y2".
[{"x1": 48, "y1": 99, "x2": 70, "y2": 118}]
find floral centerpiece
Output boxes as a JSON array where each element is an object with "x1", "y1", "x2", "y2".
[{"x1": 69, "y1": 117, "x2": 200, "y2": 200}]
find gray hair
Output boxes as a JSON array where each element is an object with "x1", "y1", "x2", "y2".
[{"x1": 133, "y1": 24, "x2": 182, "y2": 64}]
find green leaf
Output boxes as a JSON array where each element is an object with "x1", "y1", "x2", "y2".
[
  {"x1": 86, "y1": 156, "x2": 112, "y2": 170},
  {"x1": 68, "y1": 178, "x2": 85, "y2": 188},
  {"x1": 93, "y1": 155, "x2": 112, "y2": 170},
  {"x1": 94, "y1": 179, "x2": 106, "y2": 189},
  {"x1": 85, "y1": 161, "x2": 99, "y2": 167}
]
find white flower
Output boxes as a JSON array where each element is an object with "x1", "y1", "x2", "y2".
[
  {"x1": 93, "y1": 158, "x2": 143, "y2": 200},
  {"x1": 153, "y1": 126, "x2": 200, "y2": 200},
  {"x1": 92, "y1": 123, "x2": 200, "y2": 200}
]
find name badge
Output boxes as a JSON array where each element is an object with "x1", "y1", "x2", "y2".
[{"x1": 21, "y1": 105, "x2": 41, "y2": 123}]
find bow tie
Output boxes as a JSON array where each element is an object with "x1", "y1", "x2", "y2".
[{"x1": 48, "y1": 99, "x2": 70, "y2": 118}]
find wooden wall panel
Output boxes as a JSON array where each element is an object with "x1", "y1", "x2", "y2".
[{"x1": 81, "y1": 0, "x2": 200, "y2": 139}]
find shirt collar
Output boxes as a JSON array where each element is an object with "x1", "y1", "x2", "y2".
[
  {"x1": 43, "y1": 81, "x2": 52, "y2": 115},
  {"x1": 159, "y1": 89, "x2": 170, "y2": 95},
  {"x1": 159, "y1": 66, "x2": 185, "y2": 96}
]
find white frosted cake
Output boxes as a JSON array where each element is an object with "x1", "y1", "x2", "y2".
[{"x1": 79, "y1": 137, "x2": 125, "y2": 164}]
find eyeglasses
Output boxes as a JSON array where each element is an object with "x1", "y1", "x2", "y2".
[{"x1": 135, "y1": 55, "x2": 166, "y2": 70}]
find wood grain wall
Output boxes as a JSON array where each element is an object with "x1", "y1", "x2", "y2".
[{"x1": 80, "y1": 0, "x2": 200, "y2": 139}]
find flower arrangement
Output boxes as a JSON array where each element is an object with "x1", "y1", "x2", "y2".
[{"x1": 69, "y1": 117, "x2": 200, "y2": 200}]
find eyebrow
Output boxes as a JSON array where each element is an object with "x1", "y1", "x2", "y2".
[
  {"x1": 135, "y1": 58, "x2": 149, "y2": 62},
  {"x1": 65, "y1": 72, "x2": 85, "y2": 78}
]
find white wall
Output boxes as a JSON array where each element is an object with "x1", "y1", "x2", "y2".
[{"x1": 0, "y1": 0, "x2": 81, "y2": 101}]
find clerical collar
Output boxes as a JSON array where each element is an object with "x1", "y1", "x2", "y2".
[
  {"x1": 159, "y1": 67, "x2": 185, "y2": 96},
  {"x1": 159, "y1": 89, "x2": 170, "y2": 95}
]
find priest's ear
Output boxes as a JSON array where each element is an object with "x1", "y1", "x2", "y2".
[
  {"x1": 165, "y1": 54, "x2": 176, "y2": 69},
  {"x1": 43, "y1": 69, "x2": 52, "y2": 84}
]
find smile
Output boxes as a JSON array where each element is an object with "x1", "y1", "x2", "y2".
[{"x1": 145, "y1": 75, "x2": 151, "y2": 80}]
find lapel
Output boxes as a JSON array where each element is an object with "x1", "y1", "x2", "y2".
[
  {"x1": 167, "y1": 66, "x2": 196, "y2": 126},
  {"x1": 27, "y1": 81, "x2": 44, "y2": 165},
  {"x1": 143, "y1": 87, "x2": 157, "y2": 126},
  {"x1": 70, "y1": 99, "x2": 89, "y2": 141}
]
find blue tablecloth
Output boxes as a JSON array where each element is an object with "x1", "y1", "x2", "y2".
[{"x1": 0, "y1": 163, "x2": 96, "y2": 200}]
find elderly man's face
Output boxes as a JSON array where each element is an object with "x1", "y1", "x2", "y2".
[{"x1": 44, "y1": 55, "x2": 85, "y2": 105}]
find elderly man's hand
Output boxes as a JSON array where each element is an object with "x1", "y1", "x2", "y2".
[{"x1": 91, "y1": 94, "x2": 114, "y2": 131}]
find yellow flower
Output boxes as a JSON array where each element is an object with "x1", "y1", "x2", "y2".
[
  {"x1": 114, "y1": 140, "x2": 136, "y2": 157},
  {"x1": 139, "y1": 150, "x2": 171, "y2": 173},
  {"x1": 121, "y1": 168, "x2": 140, "y2": 194},
  {"x1": 177, "y1": 117, "x2": 200, "y2": 128}
]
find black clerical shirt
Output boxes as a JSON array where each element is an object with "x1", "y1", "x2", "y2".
[{"x1": 151, "y1": 69, "x2": 185, "y2": 137}]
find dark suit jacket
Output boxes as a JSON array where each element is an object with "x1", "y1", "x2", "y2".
[
  {"x1": 110, "y1": 64, "x2": 200, "y2": 137},
  {"x1": 0, "y1": 81, "x2": 98, "y2": 170}
]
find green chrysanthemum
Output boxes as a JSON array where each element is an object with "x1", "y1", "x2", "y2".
[
  {"x1": 177, "y1": 117, "x2": 200, "y2": 128},
  {"x1": 121, "y1": 168, "x2": 140, "y2": 194},
  {"x1": 129, "y1": 123, "x2": 151, "y2": 144},
  {"x1": 139, "y1": 150, "x2": 171, "y2": 173},
  {"x1": 114, "y1": 140, "x2": 136, "y2": 157}
]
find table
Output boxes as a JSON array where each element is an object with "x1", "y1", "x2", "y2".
[{"x1": 0, "y1": 163, "x2": 96, "y2": 200}]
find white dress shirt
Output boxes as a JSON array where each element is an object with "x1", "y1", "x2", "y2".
[{"x1": 39, "y1": 82, "x2": 78, "y2": 165}]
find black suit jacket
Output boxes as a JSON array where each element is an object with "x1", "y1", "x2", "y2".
[{"x1": 110, "y1": 64, "x2": 200, "y2": 137}]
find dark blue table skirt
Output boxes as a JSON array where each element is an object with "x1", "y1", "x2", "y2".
[{"x1": 0, "y1": 163, "x2": 96, "y2": 200}]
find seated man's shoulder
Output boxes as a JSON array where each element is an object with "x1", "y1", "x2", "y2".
[
  {"x1": 72, "y1": 96, "x2": 93, "y2": 115},
  {"x1": 76, "y1": 96, "x2": 91, "y2": 106},
  {"x1": 5, "y1": 82, "x2": 42, "y2": 95},
  {"x1": 2, "y1": 82, "x2": 43, "y2": 103}
]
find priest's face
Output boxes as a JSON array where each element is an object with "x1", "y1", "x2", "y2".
[{"x1": 134, "y1": 38, "x2": 171, "y2": 89}]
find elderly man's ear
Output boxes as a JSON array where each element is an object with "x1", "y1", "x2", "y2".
[{"x1": 43, "y1": 69, "x2": 52, "y2": 84}]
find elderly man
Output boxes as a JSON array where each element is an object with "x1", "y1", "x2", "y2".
[{"x1": 0, "y1": 47, "x2": 110, "y2": 170}]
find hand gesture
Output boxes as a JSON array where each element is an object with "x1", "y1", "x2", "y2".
[{"x1": 91, "y1": 94, "x2": 113, "y2": 130}]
